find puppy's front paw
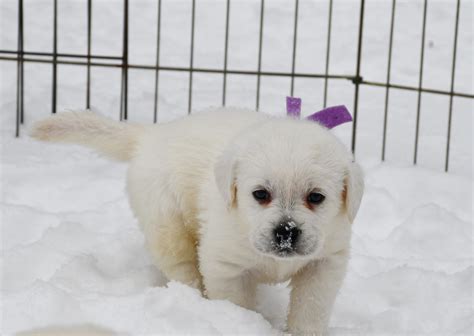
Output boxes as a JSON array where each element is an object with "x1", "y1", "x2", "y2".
[
  {"x1": 286, "y1": 326, "x2": 325, "y2": 336},
  {"x1": 188, "y1": 278, "x2": 204, "y2": 293},
  {"x1": 286, "y1": 317, "x2": 326, "y2": 336}
]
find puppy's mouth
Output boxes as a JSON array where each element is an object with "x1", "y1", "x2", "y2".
[
  {"x1": 254, "y1": 243, "x2": 314, "y2": 259},
  {"x1": 262, "y1": 244, "x2": 306, "y2": 259},
  {"x1": 272, "y1": 246, "x2": 297, "y2": 257}
]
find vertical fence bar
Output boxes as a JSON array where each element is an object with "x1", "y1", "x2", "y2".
[
  {"x1": 382, "y1": 0, "x2": 396, "y2": 161},
  {"x1": 289, "y1": 0, "x2": 299, "y2": 97},
  {"x1": 86, "y1": 0, "x2": 92, "y2": 109},
  {"x1": 52, "y1": 0, "x2": 58, "y2": 114},
  {"x1": 187, "y1": 0, "x2": 196, "y2": 114},
  {"x1": 256, "y1": 0, "x2": 265, "y2": 111},
  {"x1": 20, "y1": 0, "x2": 24, "y2": 124},
  {"x1": 351, "y1": 0, "x2": 365, "y2": 154},
  {"x1": 153, "y1": 0, "x2": 162, "y2": 123},
  {"x1": 120, "y1": 0, "x2": 129, "y2": 120},
  {"x1": 119, "y1": 73, "x2": 123, "y2": 120},
  {"x1": 413, "y1": 0, "x2": 428, "y2": 164},
  {"x1": 16, "y1": 0, "x2": 24, "y2": 136},
  {"x1": 445, "y1": 0, "x2": 460, "y2": 172},
  {"x1": 222, "y1": 0, "x2": 231, "y2": 106},
  {"x1": 323, "y1": 0, "x2": 333, "y2": 108}
]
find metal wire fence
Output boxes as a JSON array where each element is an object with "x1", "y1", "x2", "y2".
[{"x1": 0, "y1": 0, "x2": 472, "y2": 172}]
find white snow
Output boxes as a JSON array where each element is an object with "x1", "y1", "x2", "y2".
[{"x1": 1, "y1": 0, "x2": 472, "y2": 335}]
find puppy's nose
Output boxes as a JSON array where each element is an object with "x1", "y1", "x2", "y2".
[{"x1": 273, "y1": 221, "x2": 301, "y2": 250}]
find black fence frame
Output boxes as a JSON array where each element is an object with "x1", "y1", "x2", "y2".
[{"x1": 1, "y1": 0, "x2": 472, "y2": 172}]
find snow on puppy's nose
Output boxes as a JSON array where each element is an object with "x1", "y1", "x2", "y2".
[{"x1": 272, "y1": 220, "x2": 301, "y2": 253}]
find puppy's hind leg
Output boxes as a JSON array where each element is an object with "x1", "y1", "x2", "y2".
[{"x1": 144, "y1": 214, "x2": 203, "y2": 291}]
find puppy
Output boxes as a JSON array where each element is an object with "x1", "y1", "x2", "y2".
[{"x1": 31, "y1": 107, "x2": 364, "y2": 334}]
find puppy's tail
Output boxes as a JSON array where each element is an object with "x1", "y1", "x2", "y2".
[{"x1": 30, "y1": 110, "x2": 144, "y2": 161}]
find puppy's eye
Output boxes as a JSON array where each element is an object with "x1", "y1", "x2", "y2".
[
  {"x1": 307, "y1": 192, "x2": 325, "y2": 205},
  {"x1": 252, "y1": 189, "x2": 271, "y2": 204}
]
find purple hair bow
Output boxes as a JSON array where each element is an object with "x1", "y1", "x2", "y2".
[{"x1": 286, "y1": 96, "x2": 352, "y2": 129}]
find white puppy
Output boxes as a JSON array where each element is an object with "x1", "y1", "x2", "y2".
[{"x1": 31, "y1": 107, "x2": 364, "y2": 334}]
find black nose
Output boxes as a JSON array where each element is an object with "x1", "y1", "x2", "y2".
[{"x1": 273, "y1": 222, "x2": 301, "y2": 250}]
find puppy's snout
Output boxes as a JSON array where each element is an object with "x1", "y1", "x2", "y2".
[{"x1": 273, "y1": 221, "x2": 301, "y2": 251}]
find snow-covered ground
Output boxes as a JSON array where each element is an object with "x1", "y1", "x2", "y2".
[
  {"x1": 1, "y1": 0, "x2": 473, "y2": 335},
  {"x1": 1, "y1": 137, "x2": 472, "y2": 335}
]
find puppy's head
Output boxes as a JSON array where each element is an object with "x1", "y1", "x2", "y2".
[{"x1": 215, "y1": 118, "x2": 364, "y2": 260}]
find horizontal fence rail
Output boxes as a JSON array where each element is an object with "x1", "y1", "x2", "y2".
[{"x1": 1, "y1": 0, "x2": 471, "y2": 172}]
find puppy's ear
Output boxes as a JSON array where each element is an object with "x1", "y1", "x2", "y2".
[
  {"x1": 214, "y1": 143, "x2": 239, "y2": 208},
  {"x1": 343, "y1": 160, "x2": 364, "y2": 223}
]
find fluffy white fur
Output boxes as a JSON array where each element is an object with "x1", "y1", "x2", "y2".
[{"x1": 31, "y1": 107, "x2": 364, "y2": 334}]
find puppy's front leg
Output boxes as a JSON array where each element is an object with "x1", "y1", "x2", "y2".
[
  {"x1": 143, "y1": 214, "x2": 203, "y2": 291},
  {"x1": 202, "y1": 265, "x2": 257, "y2": 310},
  {"x1": 287, "y1": 250, "x2": 349, "y2": 335}
]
